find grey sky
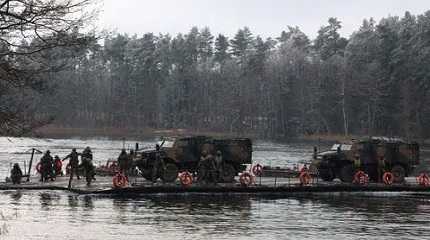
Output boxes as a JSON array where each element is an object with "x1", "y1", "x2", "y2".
[{"x1": 99, "y1": 0, "x2": 430, "y2": 39}]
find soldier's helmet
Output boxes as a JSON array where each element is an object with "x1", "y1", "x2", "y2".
[
  {"x1": 85, "y1": 146, "x2": 91, "y2": 152},
  {"x1": 72, "y1": 148, "x2": 76, "y2": 152},
  {"x1": 46, "y1": 150, "x2": 50, "y2": 154},
  {"x1": 216, "y1": 150, "x2": 222, "y2": 155}
]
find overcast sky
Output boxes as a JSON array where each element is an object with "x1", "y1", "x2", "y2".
[{"x1": 99, "y1": 0, "x2": 430, "y2": 39}]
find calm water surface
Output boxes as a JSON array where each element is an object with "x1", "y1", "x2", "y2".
[{"x1": 0, "y1": 137, "x2": 429, "y2": 240}]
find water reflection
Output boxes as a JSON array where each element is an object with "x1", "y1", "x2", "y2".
[
  {"x1": 110, "y1": 194, "x2": 254, "y2": 235},
  {"x1": 9, "y1": 191, "x2": 22, "y2": 203},
  {"x1": 82, "y1": 195, "x2": 94, "y2": 210},
  {"x1": 68, "y1": 195, "x2": 79, "y2": 209},
  {"x1": 299, "y1": 194, "x2": 427, "y2": 215},
  {"x1": 39, "y1": 192, "x2": 61, "y2": 210}
]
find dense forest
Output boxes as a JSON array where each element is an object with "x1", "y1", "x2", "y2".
[{"x1": 6, "y1": 7, "x2": 430, "y2": 140}]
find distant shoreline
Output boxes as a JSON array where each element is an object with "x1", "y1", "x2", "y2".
[
  {"x1": 27, "y1": 125, "x2": 423, "y2": 145},
  {"x1": 30, "y1": 125, "x2": 255, "y2": 141}
]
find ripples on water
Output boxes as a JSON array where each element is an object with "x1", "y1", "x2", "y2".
[
  {"x1": 0, "y1": 137, "x2": 430, "y2": 239},
  {"x1": 1, "y1": 191, "x2": 430, "y2": 240}
]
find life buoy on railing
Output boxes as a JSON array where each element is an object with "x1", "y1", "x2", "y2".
[
  {"x1": 299, "y1": 171, "x2": 312, "y2": 185},
  {"x1": 36, "y1": 162, "x2": 42, "y2": 173},
  {"x1": 353, "y1": 170, "x2": 369, "y2": 185},
  {"x1": 252, "y1": 164, "x2": 263, "y2": 176},
  {"x1": 112, "y1": 173, "x2": 128, "y2": 188},
  {"x1": 179, "y1": 171, "x2": 193, "y2": 187},
  {"x1": 383, "y1": 172, "x2": 394, "y2": 185},
  {"x1": 239, "y1": 172, "x2": 254, "y2": 186},
  {"x1": 417, "y1": 173, "x2": 430, "y2": 187}
]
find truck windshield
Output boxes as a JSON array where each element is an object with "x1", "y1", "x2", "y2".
[
  {"x1": 157, "y1": 140, "x2": 174, "y2": 148},
  {"x1": 330, "y1": 144, "x2": 352, "y2": 151}
]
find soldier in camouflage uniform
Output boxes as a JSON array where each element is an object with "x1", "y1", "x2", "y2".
[
  {"x1": 152, "y1": 144, "x2": 165, "y2": 183},
  {"x1": 81, "y1": 146, "x2": 95, "y2": 184},
  {"x1": 198, "y1": 150, "x2": 217, "y2": 184},
  {"x1": 40, "y1": 150, "x2": 54, "y2": 182},
  {"x1": 63, "y1": 148, "x2": 80, "y2": 180},
  {"x1": 118, "y1": 149, "x2": 129, "y2": 175},
  {"x1": 11, "y1": 163, "x2": 23, "y2": 184},
  {"x1": 214, "y1": 150, "x2": 224, "y2": 182}
]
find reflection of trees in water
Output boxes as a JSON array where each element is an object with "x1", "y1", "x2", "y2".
[
  {"x1": 299, "y1": 194, "x2": 425, "y2": 214},
  {"x1": 108, "y1": 194, "x2": 253, "y2": 234}
]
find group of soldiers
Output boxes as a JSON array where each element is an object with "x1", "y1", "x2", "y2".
[
  {"x1": 198, "y1": 149, "x2": 224, "y2": 184},
  {"x1": 39, "y1": 147, "x2": 95, "y2": 183},
  {"x1": 39, "y1": 150, "x2": 62, "y2": 182},
  {"x1": 10, "y1": 144, "x2": 226, "y2": 185}
]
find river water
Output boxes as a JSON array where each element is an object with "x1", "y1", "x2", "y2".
[{"x1": 0, "y1": 137, "x2": 430, "y2": 240}]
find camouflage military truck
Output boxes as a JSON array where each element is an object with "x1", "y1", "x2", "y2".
[
  {"x1": 311, "y1": 137, "x2": 419, "y2": 183},
  {"x1": 134, "y1": 136, "x2": 252, "y2": 182}
]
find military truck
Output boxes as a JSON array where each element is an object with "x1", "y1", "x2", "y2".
[
  {"x1": 134, "y1": 136, "x2": 252, "y2": 182},
  {"x1": 311, "y1": 137, "x2": 419, "y2": 183}
]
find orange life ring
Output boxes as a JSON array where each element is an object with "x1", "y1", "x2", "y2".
[
  {"x1": 179, "y1": 171, "x2": 193, "y2": 186},
  {"x1": 383, "y1": 172, "x2": 394, "y2": 185},
  {"x1": 252, "y1": 164, "x2": 263, "y2": 176},
  {"x1": 299, "y1": 171, "x2": 312, "y2": 185},
  {"x1": 112, "y1": 173, "x2": 128, "y2": 188},
  {"x1": 353, "y1": 171, "x2": 369, "y2": 185},
  {"x1": 239, "y1": 172, "x2": 254, "y2": 186},
  {"x1": 417, "y1": 173, "x2": 430, "y2": 187},
  {"x1": 36, "y1": 162, "x2": 42, "y2": 173}
]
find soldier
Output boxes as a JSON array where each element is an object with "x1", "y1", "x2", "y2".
[
  {"x1": 128, "y1": 150, "x2": 135, "y2": 176},
  {"x1": 54, "y1": 155, "x2": 63, "y2": 176},
  {"x1": 63, "y1": 148, "x2": 80, "y2": 180},
  {"x1": 198, "y1": 150, "x2": 217, "y2": 184},
  {"x1": 40, "y1": 150, "x2": 54, "y2": 182},
  {"x1": 82, "y1": 146, "x2": 93, "y2": 160},
  {"x1": 81, "y1": 146, "x2": 95, "y2": 184},
  {"x1": 152, "y1": 144, "x2": 165, "y2": 183},
  {"x1": 118, "y1": 149, "x2": 129, "y2": 175},
  {"x1": 214, "y1": 150, "x2": 224, "y2": 181},
  {"x1": 10, "y1": 163, "x2": 23, "y2": 184}
]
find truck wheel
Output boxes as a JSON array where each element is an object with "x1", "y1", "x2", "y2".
[
  {"x1": 339, "y1": 164, "x2": 354, "y2": 183},
  {"x1": 141, "y1": 168, "x2": 153, "y2": 181},
  {"x1": 161, "y1": 163, "x2": 179, "y2": 182},
  {"x1": 221, "y1": 164, "x2": 236, "y2": 183},
  {"x1": 319, "y1": 168, "x2": 335, "y2": 181},
  {"x1": 392, "y1": 165, "x2": 406, "y2": 183}
]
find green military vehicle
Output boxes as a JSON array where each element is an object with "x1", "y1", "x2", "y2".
[
  {"x1": 134, "y1": 136, "x2": 252, "y2": 182},
  {"x1": 311, "y1": 137, "x2": 420, "y2": 183}
]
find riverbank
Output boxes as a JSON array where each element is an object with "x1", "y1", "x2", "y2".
[
  {"x1": 29, "y1": 125, "x2": 426, "y2": 146},
  {"x1": 31, "y1": 125, "x2": 256, "y2": 140}
]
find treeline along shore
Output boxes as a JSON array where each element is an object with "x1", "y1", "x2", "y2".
[{"x1": 8, "y1": 9, "x2": 430, "y2": 141}]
